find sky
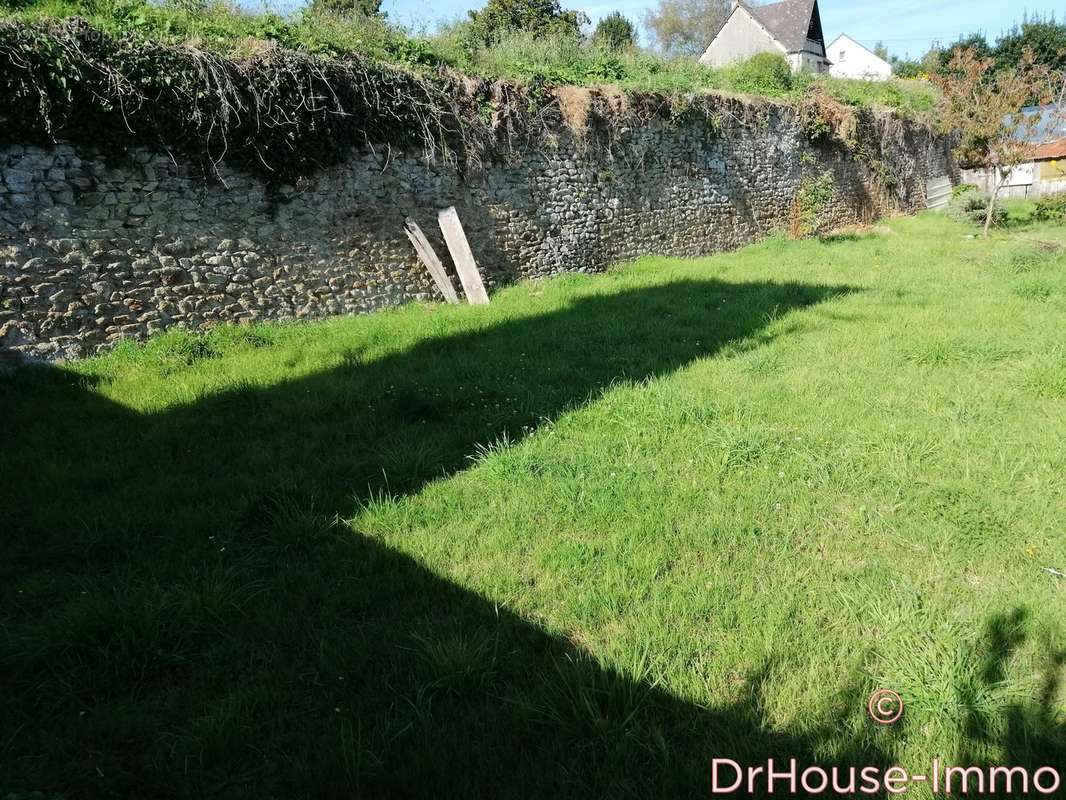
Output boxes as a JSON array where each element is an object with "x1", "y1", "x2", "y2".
[{"x1": 381, "y1": 0, "x2": 1066, "y2": 59}]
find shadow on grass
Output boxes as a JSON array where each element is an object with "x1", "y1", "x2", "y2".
[
  {"x1": 2, "y1": 278, "x2": 1062, "y2": 797},
  {"x1": 956, "y1": 609, "x2": 1066, "y2": 788}
]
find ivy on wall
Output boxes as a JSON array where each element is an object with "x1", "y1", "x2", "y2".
[
  {"x1": 0, "y1": 19, "x2": 939, "y2": 189},
  {"x1": 0, "y1": 19, "x2": 472, "y2": 182}
]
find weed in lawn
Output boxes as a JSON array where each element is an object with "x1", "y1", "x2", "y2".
[
  {"x1": 1003, "y1": 248, "x2": 1048, "y2": 274},
  {"x1": 1012, "y1": 278, "x2": 1056, "y2": 302},
  {"x1": 408, "y1": 629, "x2": 499, "y2": 697},
  {"x1": 1023, "y1": 351, "x2": 1066, "y2": 398},
  {"x1": 904, "y1": 337, "x2": 1012, "y2": 366}
]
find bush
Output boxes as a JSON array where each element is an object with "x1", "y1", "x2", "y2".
[
  {"x1": 948, "y1": 185, "x2": 1006, "y2": 228},
  {"x1": 1034, "y1": 192, "x2": 1066, "y2": 222},
  {"x1": 592, "y1": 11, "x2": 635, "y2": 52},
  {"x1": 442, "y1": 29, "x2": 625, "y2": 84},
  {"x1": 892, "y1": 59, "x2": 925, "y2": 79},
  {"x1": 724, "y1": 52, "x2": 793, "y2": 96},
  {"x1": 309, "y1": 0, "x2": 382, "y2": 18},
  {"x1": 788, "y1": 171, "x2": 835, "y2": 238},
  {"x1": 464, "y1": 0, "x2": 587, "y2": 47}
]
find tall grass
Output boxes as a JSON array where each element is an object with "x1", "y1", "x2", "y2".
[
  {"x1": 435, "y1": 26, "x2": 937, "y2": 113},
  {"x1": 432, "y1": 25, "x2": 722, "y2": 92}
]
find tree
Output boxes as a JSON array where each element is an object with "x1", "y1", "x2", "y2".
[
  {"x1": 995, "y1": 18, "x2": 1066, "y2": 73},
  {"x1": 466, "y1": 0, "x2": 588, "y2": 45},
  {"x1": 594, "y1": 12, "x2": 637, "y2": 52},
  {"x1": 926, "y1": 33, "x2": 992, "y2": 75},
  {"x1": 873, "y1": 41, "x2": 889, "y2": 61},
  {"x1": 920, "y1": 46, "x2": 944, "y2": 76},
  {"x1": 643, "y1": 0, "x2": 730, "y2": 57},
  {"x1": 933, "y1": 47, "x2": 1060, "y2": 235},
  {"x1": 309, "y1": 0, "x2": 382, "y2": 18},
  {"x1": 890, "y1": 57, "x2": 924, "y2": 79}
]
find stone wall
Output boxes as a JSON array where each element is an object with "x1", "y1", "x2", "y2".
[{"x1": 0, "y1": 99, "x2": 952, "y2": 360}]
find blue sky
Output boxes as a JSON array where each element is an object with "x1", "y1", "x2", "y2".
[{"x1": 380, "y1": 0, "x2": 1066, "y2": 58}]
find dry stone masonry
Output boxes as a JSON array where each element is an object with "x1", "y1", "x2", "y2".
[{"x1": 0, "y1": 99, "x2": 952, "y2": 360}]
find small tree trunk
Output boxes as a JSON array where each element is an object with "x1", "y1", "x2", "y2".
[{"x1": 983, "y1": 169, "x2": 1007, "y2": 236}]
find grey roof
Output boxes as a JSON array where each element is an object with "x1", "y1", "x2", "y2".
[{"x1": 743, "y1": 0, "x2": 823, "y2": 54}]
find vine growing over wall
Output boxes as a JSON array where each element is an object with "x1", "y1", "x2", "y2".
[
  {"x1": 0, "y1": 19, "x2": 940, "y2": 187},
  {"x1": 0, "y1": 19, "x2": 481, "y2": 182},
  {"x1": 789, "y1": 171, "x2": 836, "y2": 239}
]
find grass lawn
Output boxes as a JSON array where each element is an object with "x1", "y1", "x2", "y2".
[{"x1": 3, "y1": 212, "x2": 1065, "y2": 798}]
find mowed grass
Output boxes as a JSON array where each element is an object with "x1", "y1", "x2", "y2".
[{"x1": 3, "y1": 213, "x2": 1065, "y2": 798}]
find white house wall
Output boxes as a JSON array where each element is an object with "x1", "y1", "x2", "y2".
[
  {"x1": 700, "y1": 9, "x2": 786, "y2": 68},
  {"x1": 828, "y1": 35, "x2": 892, "y2": 80},
  {"x1": 961, "y1": 163, "x2": 1066, "y2": 199},
  {"x1": 791, "y1": 51, "x2": 830, "y2": 73}
]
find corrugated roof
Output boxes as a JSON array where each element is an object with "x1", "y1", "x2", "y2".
[
  {"x1": 1019, "y1": 105, "x2": 1066, "y2": 143},
  {"x1": 747, "y1": 0, "x2": 821, "y2": 53},
  {"x1": 1032, "y1": 139, "x2": 1066, "y2": 161}
]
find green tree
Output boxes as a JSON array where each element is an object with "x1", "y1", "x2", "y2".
[
  {"x1": 309, "y1": 0, "x2": 382, "y2": 18},
  {"x1": 593, "y1": 11, "x2": 636, "y2": 51},
  {"x1": 873, "y1": 41, "x2": 889, "y2": 61},
  {"x1": 911, "y1": 46, "x2": 941, "y2": 76},
  {"x1": 890, "y1": 56, "x2": 924, "y2": 78},
  {"x1": 927, "y1": 33, "x2": 991, "y2": 75},
  {"x1": 643, "y1": 0, "x2": 730, "y2": 57},
  {"x1": 466, "y1": 0, "x2": 588, "y2": 45},
  {"x1": 995, "y1": 18, "x2": 1066, "y2": 73}
]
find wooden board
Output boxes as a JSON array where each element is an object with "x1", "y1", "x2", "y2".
[
  {"x1": 404, "y1": 218, "x2": 460, "y2": 305},
  {"x1": 437, "y1": 206, "x2": 489, "y2": 306}
]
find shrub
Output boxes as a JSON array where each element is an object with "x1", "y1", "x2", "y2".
[
  {"x1": 445, "y1": 29, "x2": 627, "y2": 85},
  {"x1": 788, "y1": 171, "x2": 835, "y2": 238},
  {"x1": 309, "y1": 0, "x2": 382, "y2": 18},
  {"x1": 592, "y1": 11, "x2": 635, "y2": 52},
  {"x1": 892, "y1": 59, "x2": 925, "y2": 79},
  {"x1": 1034, "y1": 192, "x2": 1066, "y2": 222},
  {"x1": 948, "y1": 185, "x2": 1006, "y2": 228},
  {"x1": 464, "y1": 0, "x2": 587, "y2": 47},
  {"x1": 724, "y1": 52, "x2": 793, "y2": 96}
]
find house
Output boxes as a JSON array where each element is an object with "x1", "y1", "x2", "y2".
[
  {"x1": 826, "y1": 34, "x2": 892, "y2": 80},
  {"x1": 962, "y1": 105, "x2": 1066, "y2": 199},
  {"x1": 699, "y1": 0, "x2": 830, "y2": 74}
]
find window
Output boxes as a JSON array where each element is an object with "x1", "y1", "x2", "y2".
[{"x1": 839, "y1": 50, "x2": 846, "y2": 61}]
